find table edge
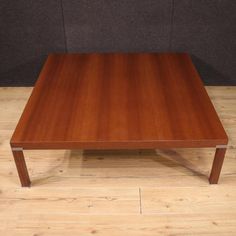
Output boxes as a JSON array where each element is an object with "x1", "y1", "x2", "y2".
[{"x1": 10, "y1": 138, "x2": 228, "y2": 150}]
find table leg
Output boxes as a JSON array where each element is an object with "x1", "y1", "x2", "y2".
[
  {"x1": 12, "y1": 148, "x2": 31, "y2": 187},
  {"x1": 209, "y1": 147, "x2": 227, "y2": 184}
]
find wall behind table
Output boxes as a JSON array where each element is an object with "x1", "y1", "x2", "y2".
[
  {"x1": 0, "y1": 0, "x2": 66, "y2": 86},
  {"x1": 0, "y1": 0, "x2": 235, "y2": 86}
]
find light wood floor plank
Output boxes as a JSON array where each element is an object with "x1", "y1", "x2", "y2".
[
  {"x1": 141, "y1": 186, "x2": 236, "y2": 214},
  {"x1": 1, "y1": 214, "x2": 236, "y2": 235}
]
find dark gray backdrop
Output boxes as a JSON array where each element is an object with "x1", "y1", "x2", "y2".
[{"x1": 0, "y1": 0, "x2": 235, "y2": 86}]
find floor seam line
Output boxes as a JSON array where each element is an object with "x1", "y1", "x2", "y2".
[{"x1": 139, "y1": 187, "x2": 142, "y2": 215}]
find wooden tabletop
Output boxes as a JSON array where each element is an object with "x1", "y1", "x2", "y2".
[{"x1": 11, "y1": 53, "x2": 228, "y2": 149}]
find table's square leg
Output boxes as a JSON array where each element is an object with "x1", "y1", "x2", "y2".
[
  {"x1": 12, "y1": 148, "x2": 31, "y2": 187},
  {"x1": 209, "y1": 147, "x2": 227, "y2": 184}
]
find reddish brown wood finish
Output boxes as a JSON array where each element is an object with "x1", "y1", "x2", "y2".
[
  {"x1": 12, "y1": 150, "x2": 31, "y2": 187},
  {"x1": 10, "y1": 53, "x2": 228, "y2": 150},
  {"x1": 209, "y1": 148, "x2": 227, "y2": 184},
  {"x1": 10, "y1": 53, "x2": 228, "y2": 186}
]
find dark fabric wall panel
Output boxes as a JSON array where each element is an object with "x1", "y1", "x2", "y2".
[
  {"x1": 172, "y1": 0, "x2": 236, "y2": 85},
  {"x1": 62, "y1": 0, "x2": 172, "y2": 52},
  {"x1": 0, "y1": 1, "x2": 235, "y2": 86},
  {"x1": 0, "y1": 0, "x2": 66, "y2": 86}
]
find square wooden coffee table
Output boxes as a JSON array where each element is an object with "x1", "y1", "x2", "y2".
[{"x1": 10, "y1": 53, "x2": 228, "y2": 187}]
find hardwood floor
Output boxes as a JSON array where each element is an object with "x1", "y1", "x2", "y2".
[{"x1": 0, "y1": 87, "x2": 236, "y2": 235}]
